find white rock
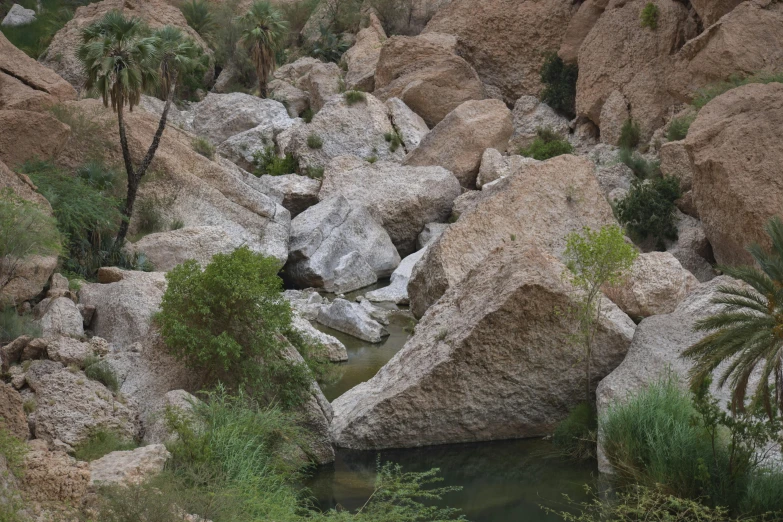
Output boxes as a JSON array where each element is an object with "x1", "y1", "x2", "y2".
[
  {"x1": 1, "y1": 4, "x2": 35, "y2": 27},
  {"x1": 39, "y1": 297, "x2": 83, "y2": 338},
  {"x1": 291, "y1": 313, "x2": 348, "y2": 362},
  {"x1": 316, "y1": 298, "x2": 389, "y2": 343},
  {"x1": 365, "y1": 247, "x2": 429, "y2": 305},
  {"x1": 510, "y1": 95, "x2": 570, "y2": 149},
  {"x1": 385, "y1": 97, "x2": 430, "y2": 152},
  {"x1": 188, "y1": 93, "x2": 292, "y2": 145},
  {"x1": 90, "y1": 444, "x2": 171, "y2": 486}
]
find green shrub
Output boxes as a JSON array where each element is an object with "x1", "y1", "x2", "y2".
[
  {"x1": 0, "y1": 425, "x2": 27, "y2": 477},
  {"x1": 618, "y1": 118, "x2": 641, "y2": 150},
  {"x1": 280, "y1": 0, "x2": 320, "y2": 46},
  {"x1": 640, "y1": 2, "x2": 659, "y2": 29},
  {"x1": 666, "y1": 114, "x2": 695, "y2": 142},
  {"x1": 693, "y1": 72, "x2": 783, "y2": 110},
  {"x1": 84, "y1": 356, "x2": 119, "y2": 393},
  {"x1": 0, "y1": 307, "x2": 41, "y2": 344},
  {"x1": 520, "y1": 128, "x2": 574, "y2": 160},
  {"x1": 181, "y1": 0, "x2": 215, "y2": 36},
  {"x1": 191, "y1": 137, "x2": 215, "y2": 160},
  {"x1": 0, "y1": 426, "x2": 27, "y2": 522},
  {"x1": 618, "y1": 147, "x2": 661, "y2": 179},
  {"x1": 156, "y1": 247, "x2": 319, "y2": 407},
  {"x1": 170, "y1": 219, "x2": 185, "y2": 231},
  {"x1": 73, "y1": 430, "x2": 137, "y2": 462},
  {"x1": 307, "y1": 133, "x2": 324, "y2": 149},
  {"x1": 304, "y1": 166, "x2": 324, "y2": 179},
  {"x1": 136, "y1": 197, "x2": 165, "y2": 235},
  {"x1": 308, "y1": 25, "x2": 350, "y2": 63},
  {"x1": 252, "y1": 146, "x2": 299, "y2": 176},
  {"x1": 552, "y1": 402, "x2": 597, "y2": 461},
  {"x1": 384, "y1": 130, "x2": 404, "y2": 152},
  {"x1": 615, "y1": 175, "x2": 680, "y2": 249},
  {"x1": 539, "y1": 52, "x2": 578, "y2": 119},
  {"x1": 344, "y1": 90, "x2": 367, "y2": 106},
  {"x1": 301, "y1": 106, "x2": 315, "y2": 123}
]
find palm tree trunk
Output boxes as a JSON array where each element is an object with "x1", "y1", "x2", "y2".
[
  {"x1": 116, "y1": 101, "x2": 136, "y2": 243},
  {"x1": 137, "y1": 75, "x2": 177, "y2": 178}
]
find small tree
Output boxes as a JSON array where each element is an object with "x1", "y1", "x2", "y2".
[
  {"x1": 0, "y1": 188, "x2": 61, "y2": 303},
  {"x1": 564, "y1": 225, "x2": 638, "y2": 402},
  {"x1": 239, "y1": 1, "x2": 289, "y2": 98}
]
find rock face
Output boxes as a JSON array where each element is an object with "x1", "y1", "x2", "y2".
[
  {"x1": 40, "y1": 297, "x2": 85, "y2": 338},
  {"x1": 423, "y1": 0, "x2": 577, "y2": 102},
  {"x1": 284, "y1": 93, "x2": 405, "y2": 169},
  {"x1": 605, "y1": 252, "x2": 698, "y2": 320},
  {"x1": 596, "y1": 276, "x2": 739, "y2": 471},
  {"x1": 403, "y1": 99, "x2": 513, "y2": 187},
  {"x1": 343, "y1": 13, "x2": 387, "y2": 92},
  {"x1": 510, "y1": 95, "x2": 570, "y2": 149},
  {"x1": 684, "y1": 83, "x2": 783, "y2": 267},
  {"x1": 303, "y1": 62, "x2": 343, "y2": 113},
  {"x1": 409, "y1": 155, "x2": 617, "y2": 318},
  {"x1": 690, "y1": 0, "x2": 744, "y2": 27},
  {"x1": 319, "y1": 156, "x2": 460, "y2": 255},
  {"x1": 316, "y1": 298, "x2": 389, "y2": 343},
  {"x1": 130, "y1": 226, "x2": 245, "y2": 272},
  {"x1": 558, "y1": 0, "x2": 610, "y2": 64},
  {"x1": 22, "y1": 440, "x2": 90, "y2": 503},
  {"x1": 598, "y1": 90, "x2": 630, "y2": 146},
  {"x1": 2, "y1": 4, "x2": 35, "y2": 26},
  {"x1": 365, "y1": 247, "x2": 429, "y2": 305},
  {"x1": 252, "y1": 174, "x2": 321, "y2": 218},
  {"x1": 666, "y1": 212, "x2": 716, "y2": 283},
  {"x1": 41, "y1": 0, "x2": 210, "y2": 89},
  {"x1": 373, "y1": 33, "x2": 485, "y2": 127},
  {"x1": 90, "y1": 444, "x2": 171, "y2": 486},
  {"x1": 46, "y1": 337, "x2": 106, "y2": 367},
  {"x1": 385, "y1": 97, "x2": 430, "y2": 151},
  {"x1": 0, "y1": 384, "x2": 29, "y2": 440},
  {"x1": 216, "y1": 116, "x2": 301, "y2": 172},
  {"x1": 189, "y1": 93, "x2": 292, "y2": 146},
  {"x1": 0, "y1": 110, "x2": 71, "y2": 168},
  {"x1": 285, "y1": 196, "x2": 400, "y2": 293},
  {"x1": 331, "y1": 243, "x2": 635, "y2": 449},
  {"x1": 476, "y1": 148, "x2": 538, "y2": 189},
  {"x1": 291, "y1": 314, "x2": 348, "y2": 362},
  {"x1": 79, "y1": 270, "x2": 167, "y2": 348},
  {"x1": 0, "y1": 32, "x2": 76, "y2": 111},
  {"x1": 28, "y1": 366, "x2": 141, "y2": 447}
]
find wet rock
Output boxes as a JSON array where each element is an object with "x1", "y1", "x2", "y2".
[{"x1": 291, "y1": 314, "x2": 348, "y2": 362}]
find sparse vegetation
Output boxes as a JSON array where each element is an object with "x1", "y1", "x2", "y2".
[
  {"x1": 615, "y1": 175, "x2": 681, "y2": 249},
  {"x1": 301, "y1": 107, "x2": 315, "y2": 123},
  {"x1": 640, "y1": 2, "x2": 659, "y2": 30},
  {"x1": 73, "y1": 430, "x2": 137, "y2": 462},
  {"x1": 539, "y1": 52, "x2": 578, "y2": 119},
  {"x1": 384, "y1": 130, "x2": 404, "y2": 152},
  {"x1": 303, "y1": 166, "x2": 325, "y2": 179},
  {"x1": 520, "y1": 128, "x2": 574, "y2": 160},
  {"x1": 308, "y1": 25, "x2": 350, "y2": 63},
  {"x1": 192, "y1": 137, "x2": 215, "y2": 159},
  {"x1": 344, "y1": 90, "x2": 367, "y2": 106},
  {"x1": 618, "y1": 148, "x2": 661, "y2": 179},
  {"x1": 84, "y1": 355, "x2": 120, "y2": 393},
  {"x1": 618, "y1": 118, "x2": 641, "y2": 150},
  {"x1": 693, "y1": 72, "x2": 783, "y2": 110},
  {"x1": 307, "y1": 133, "x2": 324, "y2": 149},
  {"x1": 0, "y1": 307, "x2": 41, "y2": 344},
  {"x1": 552, "y1": 402, "x2": 597, "y2": 461},
  {"x1": 667, "y1": 113, "x2": 695, "y2": 141},
  {"x1": 252, "y1": 146, "x2": 299, "y2": 176},
  {"x1": 135, "y1": 196, "x2": 166, "y2": 236},
  {"x1": 239, "y1": 1, "x2": 289, "y2": 98}
]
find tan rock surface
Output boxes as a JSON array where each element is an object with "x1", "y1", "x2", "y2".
[
  {"x1": 22, "y1": 440, "x2": 90, "y2": 503},
  {"x1": 343, "y1": 13, "x2": 387, "y2": 92},
  {"x1": 0, "y1": 110, "x2": 70, "y2": 168},
  {"x1": 0, "y1": 384, "x2": 29, "y2": 441}
]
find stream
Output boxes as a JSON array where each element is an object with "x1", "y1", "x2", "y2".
[{"x1": 308, "y1": 288, "x2": 596, "y2": 521}]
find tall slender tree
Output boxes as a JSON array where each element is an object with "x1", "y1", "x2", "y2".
[
  {"x1": 77, "y1": 12, "x2": 203, "y2": 242},
  {"x1": 239, "y1": 1, "x2": 288, "y2": 98}
]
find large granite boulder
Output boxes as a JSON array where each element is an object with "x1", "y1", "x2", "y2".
[
  {"x1": 188, "y1": 92, "x2": 292, "y2": 146},
  {"x1": 319, "y1": 155, "x2": 460, "y2": 255},
  {"x1": 331, "y1": 243, "x2": 635, "y2": 449},
  {"x1": 365, "y1": 247, "x2": 429, "y2": 305},
  {"x1": 90, "y1": 444, "x2": 171, "y2": 486},
  {"x1": 403, "y1": 99, "x2": 513, "y2": 187},
  {"x1": 316, "y1": 298, "x2": 389, "y2": 343},
  {"x1": 129, "y1": 226, "x2": 245, "y2": 272},
  {"x1": 0, "y1": 109, "x2": 70, "y2": 168},
  {"x1": 408, "y1": 155, "x2": 617, "y2": 318},
  {"x1": 291, "y1": 314, "x2": 348, "y2": 362},
  {"x1": 39, "y1": 297, "x2": 84, "y2": 338},
  {"x1": 373, "y1": 33, "x2": 485, "y2": 127},
  {"x1": 0, "y1": 384, "x2": 29, "y2": 441},
  {"x1": 385, "y1": 97, "x2": 430, "y2": 152},
  {"x1": 1, "y1": 4, "x2": 35, "y2": 27},
  {"x1": 285, "y1": 195, "x2": 400, "y2": 293},
  {"x1": 510, "y1": 95, "x2": 571, "y2": 149},
  {"x1": 251, "y1": 174, "x2": 321, "y2": 218},
  {"x1": 343, "y1": 13, "x2": 387, "y2": 92},
  {"x1": 22, "y1": 440, "x2": 90, "y2": 503}
]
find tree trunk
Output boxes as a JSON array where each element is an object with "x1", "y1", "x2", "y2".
[
  {"x1": 116, "y1": 101, "x2": 136, "y2": 243},
  {"x1": 137, "y1": 76, "x2": 177, "y2": 178}
]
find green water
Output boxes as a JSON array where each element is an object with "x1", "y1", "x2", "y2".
[{"x1": 310, "y1": 290, "x2": 596, "y2": 521}]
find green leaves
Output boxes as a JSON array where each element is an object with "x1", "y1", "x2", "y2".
[
  {"x1": 520, "y1": 127, "x2": 574, "y2": 160},
  {"x1": 615, "y1": 175, "x2": 681, "y2": 249},
  {"x1": 564, "y1": 224, "x2": 638, "y2": 293},
  {"x1": 539, "y1": 52, "x2": 578, "y2": 119}
]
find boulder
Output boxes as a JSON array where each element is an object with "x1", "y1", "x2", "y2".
[
  {"x1": 417, "y1": 222, "x2": 449, "y2": 250},
  {"x1": 666, "y1": 212, "x2": 716, "y2": 283},
  {"x1": 319, "y1": 156, "x2": 460, "y2": 255},
  {"x1": 373, "y1": 33, "x2": 485, "y2": 127},
  {"x1": 78, "y1": 270, "x2": 167, "y2": 349},
  {"x1": 598, "y1": 90, "x2": 629, "y2": 146},
  {"x1": 684, "y1": 83, "x2": 783, "y2": 266},
  {"x1": 316, "y1": 298, "x2": 389, "y2": 343},
  {"x1": 40, "y1": 297, "x2": 84, "y2": 338},
  {"x1": 343, "y1": 13, "x2": 387, "y2": 92},
  {"x1": 660, "y1": 139, "x2": 693, "y2": 191},
  {"x1": 216, "y1": 116, "x2": 301, "y2": 171},
  {"x1": 90, "y1": 444, "x2": 171, "y2": 486},
  {"x1": 558, "y1": 0, "x2": 610, "y2": 64},
  {"x1": 283, "y1": 93, "x2": 405, "y2": 170},
  {"x1": 331, "y1": 243, "x2": 635, "y2": 449},
  {"x1": 0, "y1": 110, "x2": 70, "y2": 168},
  {"x1": 403, "y1": 99, "x2": 513, "y2": 187},
  {"x1": 409, "y1": 155, "x2": 617, "y2": 317},
  {"x1": 1, "y1": 4, "x2": 35, "y2": 26},
  {"x1": 690, "y1": 0, "x2": 744, "y2": 27},
  {"x1": 510, "y1": 95, "x2": 571, "y2": 150},
  {"x1": 268, "y1": 79, "x2": 310, "y2": 118},
  {"x1": 0, "y1": 384, "x2": 29, "y2": 441},
  {"x1": 22, "y1": 440, "x2": 90, "y2": 503},
  {"x1": 385, "y1": 97, "x2": 430, "y2": 152},
  {"x1": 29, "y1": 367, "x2": 141, "y2": 447},
  {"x1": 476, "y1": 148, "x2": 539, "y2": 189},
  {"x1": 604, "y1": 252, "x2": 698, "y2": 320},
  {"x1": 285, "y1": 195, "x2": 400, "y2": 292},
  {"x1": 129, "y1": 226, "x2": 245, "y2": 272},
  {"x1": 189, "y1": 93, "x2": 292, "y2": 145},
  {"x1": 423, "y1": 0, "x2": 577, "y2": 103},
  {"x1": 291, "y1": 313, "x2": 348, "y2": 363},
  {"x1": 304, "y1": 62, "x2": 343, "y2": 113},
  {"x1": 252, "y1": 174, "x2": 321, "y2": 218},
  {"x1": 0, "y1": 32, "x2": 76, "y2": 111},
  {"x1": 46, "y1": 337, "x2": 106, "y2": 367},
  {"x1": 365, "y1": 247, "x2": 429, "y2": 305}
]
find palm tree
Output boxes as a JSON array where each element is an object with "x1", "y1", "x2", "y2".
[
  {"x1": 77, "y1": 12, "x2": 202, "y2": 242},
  {"x1": 683, "y1": 216, "x2": 783, "y2": 419},
  {"x1": 239, "y1": 1, "x2": 288, "y2": 98}
]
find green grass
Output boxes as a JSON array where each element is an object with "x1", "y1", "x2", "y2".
[
  {"x1": 73, "y1": 429, "x2": 137, "y2": 462},
  {"x1": 384, "y1": 130, "x2": 404, "y2": 153},
  {"x1": 693, "y1": 72, "x2": 783, "y2": 110},
  {"x1": 618, "y1": 118, "x2": 641, "y2": 150},
  {"x1": 0, "y1": 306, "x2": 41, "y2": 344},
  {"x1": 618, "y1": 148, "x2": 661, "y2": 179},
  {"x1": 191, "y1": 137, "x2": 215, "y2": 160},
  {"x1": 252, "y1": 146, "x2": 299, "y2": 177},
  {"x1": 520, "y1": 128, "x2": 574, "y2": 160},
  {"x1": 552, "y1": 402, "x2": 596, "y2": 461},
  {"x1": 640, "y1": 2, "x2": 659, "y2": 29},
  {"x1": 84, "y1": 355, "x2": 119, "y2": 393},
  {"x1": 344, "y1": 90, "x2": 366, "y2": 106},
  {"x1": 306, "y1": 133, "x2": 323, "y2": 149},
  {"x1": 666, "y1": 114, "x2": 695, "y2": 141}
]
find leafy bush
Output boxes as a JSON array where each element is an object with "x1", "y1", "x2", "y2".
[
  {"x1": 520, "y1": 128, "x2": 574, "y2": 160},
  {"x1": 73, "y1": 429, "x2": 137, "y2": 462},
  {"x1": 344, "y1": 90, "x2": 367, "y2": 106},
  {"x1": 640, "y1": 2, "x2": 659, "y2": 29},
  {"x1": 666, "y1": 114, "x2": 695, "y2": 142},
  {"x1": 181, "y1": 0, "x2": 215, "y2": 36},
  {"x1": 252, "y1": 146, "x2": 299, "y2": 176},
  {"x1": 692, "y1": 72, "x2": 783, "y2": 110},
  {"x1": 0, "y1": 307, "x2": 41, "y2": 344},
  {"x1": 618, "y1": 148, "x2": 661, "y2": 179},
  {"x1": 540, "y1": 52, "x2": 578, "y2": 119},
  {"x1": 191, "y1": 137, "x2": 215, "y2": 159},
  {"x1": 618, "y1": 118, "x2": 641, "y2": 150},
  {"x1": 615, "y1": 175, "x2": 680, "y2": 249},
  {"x1": 84, "y1": 356, "x2": 119, "y2": 393},
  {"x1": 308, "y1": 25, "x2": 350, "y2": 63},
  {"x1": 0, "y1": 187, "x2": 62, "y2": 302},
  {"x1": 553, "y1": 402, "x2": 597, "y2": 461},
  {"x1": 307, "y1": 133, "x2": 324, "y2": 149},
  {"x1": 156, "y1": 247, "x2": 318, "y2": 407}
]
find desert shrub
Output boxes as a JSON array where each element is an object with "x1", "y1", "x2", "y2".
[
  {"x1": 520, "y1": 128, "x2": 574, "y2": 160},
  {"x1": 136, "y1": 197, "x2": 165, "y2": 235},
  {"x1": 307, "y1": 133, "x2": 324, "y2": 149},
  {"x1": 0, "y1": 187, "x2": 62, "y2": 301},
  {"x1": 618, "y1": 148, "x2": 661, "y2": 179},
  {"x1": 280, "y1": 0, "x2": 320, "y2": 47},
  {"x1": 640, "y1": 2, "x2": 659, "y2": 29},
  {"x1": 76, "y1": 160, "x2": 125, "y2": 197},
  {"x1": 552, "y1": 402, "x2": 597, "y2": 461},
  {"x1": 344, "y1": 90, "x2": 367, "y2": 105},
  {"x1": 191, "y1": 137, "x2": 215, "y2": 159},
  {"x1": 615, "y1": 175, "x2": 680, "y2": 249},
  {"x1": 618, "y1": 118, "x2": 641, "y2": 150},
  {"x1": 73, "y1": 429, "x2": 137, "y2": 462},
  {"x1": 181, "y1": 0, "x2": 215, "y2": 36},
  {"x1": 540, "y1": 52, "x2": 578, "y2": 119},
  {"x1": 84, "y1": 356, "x2": 119, "y2": 393},
  {"x1": 301, "y1": 107, "x2": 315, "y2": 123},
  {"x1": 0, "y1": 307, "x2": 41, "y2": 344},
  {"x1": 666, "y1": 114, "x2": 695, "y2": 142},
  {"x1": 170, "y1": 219, "x2": 185, "y2": 231},
  {"x1": 692, "y1": 72, "x2": 783, "y2": 110},
  {"x1": 252, "y1": 146, "x2": 299, "y2": 176},
  {"x1": 308, "y1": 25, "x2": 351, "y2": 63},
  {"x1": 156, "y1": 247, "x2": 319, "y2": 407},
  {"x1": 304, "y1": 165, "x2": 324, "y2": 179},
  {"x1": 384, "y1": 130, "x2": 404, "y2": 152}
]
